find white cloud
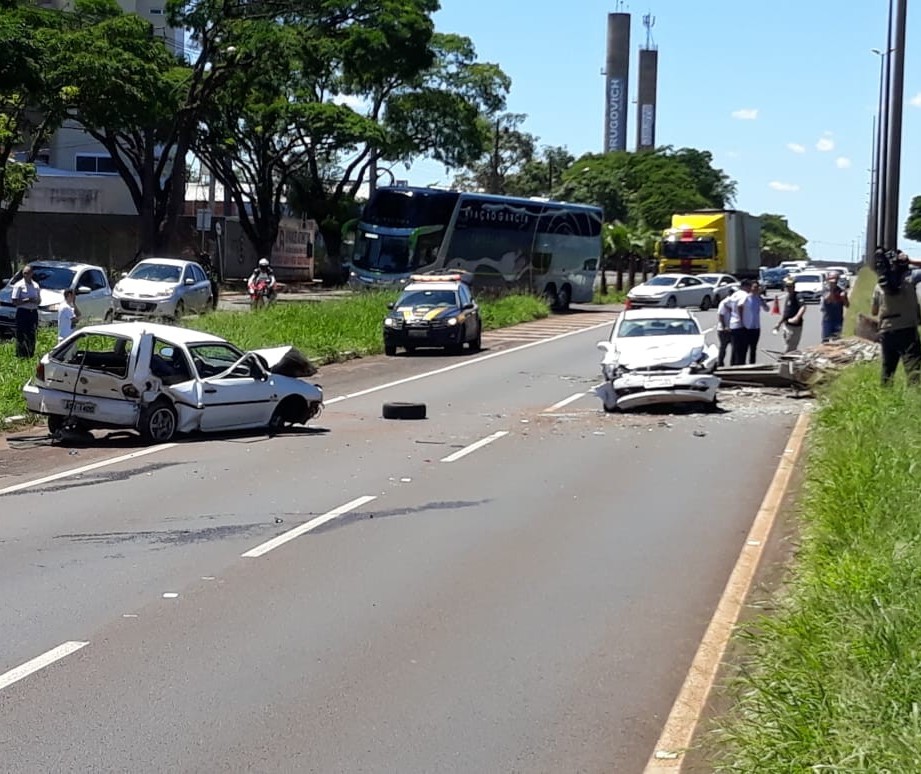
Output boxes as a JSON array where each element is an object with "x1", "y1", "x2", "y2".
[
  {"x1": 911, "y1": 93, "x2": 921, "y2": 107},
  {"x1": 769, "y1": 181, "x2": 800, "y2": 192},
  {"x1": 836, "y1": 157, "x2": 852, "y2": 169},
  {"x1": 816, "y1": 132, "x2": 835, "y2": 152},
  {"x1": 731, "y1": 108, "x2": 759, "y2": 120},
  {"x1": 787, "y1": 142, "x2": 806, "y2": 154},
  {"x1": 334, "y1": 94, "x2": 366, "y2": 110}
]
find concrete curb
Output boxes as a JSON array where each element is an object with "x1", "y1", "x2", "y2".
[{"x1": 644, "y1": 410, "x2": 812, "y2": 772}]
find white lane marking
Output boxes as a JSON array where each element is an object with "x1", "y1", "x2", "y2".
[
  {"x1": 440, "y1": 431, "x2": 510, "y2": 463},
  {"x1": 241, "y1": 495, "x2": 377, "y2": 558},
  {"x1": 0, "y1": 641, "x2": 89, "y2": 693},
  {"x1": 1, "y1": 316, "x2": 615, "y2": 496},
  {"x1": 543, "y1": 392, "x2": 588, "y2": 412},
  {"x1": 329, "y1": 318, "x2": 615, "y2": 404},
  {"x1": 0, "y1": 443, "x2": 178, "y2": 497}
]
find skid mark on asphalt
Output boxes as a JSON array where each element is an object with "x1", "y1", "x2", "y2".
[
  {"x1": 1, "y1": 461, "x2": 185, "y2": 497},
  {"x1": 309, "y1": 499, "x2": 492, "y2": 534},
  {"x1": 55, "y1": 522, "x2": 271, "y2": 548}
]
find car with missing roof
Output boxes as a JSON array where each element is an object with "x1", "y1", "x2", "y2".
[
  {"x1": 0, "y1": 261, "x2": 113, "y2": 336},
  {"x1": 382, "y1": 273, "x2": 482, "y2": 355},
  {"x1": 23, "y1": 322, "x2": 323, "y2": 443}
]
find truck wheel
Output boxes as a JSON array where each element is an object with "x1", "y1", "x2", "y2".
[{"x1": 665, "y1": 295, "x2": 678, "y2": 308}]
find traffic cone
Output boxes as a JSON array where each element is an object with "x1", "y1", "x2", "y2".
[{"x1": 771, "y1": 295, "x2": 780, "y2": 315}]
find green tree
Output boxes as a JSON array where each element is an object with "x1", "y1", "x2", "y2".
[
  {"x1": 904, "y1": 195, "x2": 921, "y2": 243},
  {"x1": 504, "y1": 145, "x2": 574, "y2": 199},
  {"x1": 759, "y1": 213, "x2": 808, "y2": 265},
  {"x1": 0, "y1": 2, "x2": 69, "y2": 275},
  {"x1": 288, "y1": 23, "x2": 509, "y2": 261},
  {"x1": 451, "y1": 112, "x2": 534, "y2": 195}
]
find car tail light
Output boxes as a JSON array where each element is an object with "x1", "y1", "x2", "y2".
[
  {"x1": 122, "y1": 384, "x2": 140, "y2": 398},
  {"x1": 35, "y1": 363, "x2": 45, "y2": 382}
]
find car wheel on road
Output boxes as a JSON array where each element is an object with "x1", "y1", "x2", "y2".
[
  {"x1": 384, "y1": 343, "x2": 397, "y2": 356},
  {"x1": 700, "y1": 295, "x2": 712, "y2": 311},
  {"x1": 665, "y1": 295, "x2": 678, "y2": 308},
  {"x1": 48, "y1": 414, "x2": 65, "y2": 435},
  {"x1": 382, "y1": 402, "x2": 427, "y2": 420},
  {"x1": 139, "y1": 399, "x2": 178, "y2": 443},
  {"x1": 469, "y1": 325, "x2": 482, "y2": 353},
  {"x1": 267, "y1": 397, "x2": 306, "y2": 435}
]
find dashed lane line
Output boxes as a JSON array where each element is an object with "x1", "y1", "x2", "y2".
[
  {"x1": 440, "y1": 431, "x2": 510, "y2": 463},
  {"x1": 0, "y1": 641, "x2": 89, "y2": 693}
]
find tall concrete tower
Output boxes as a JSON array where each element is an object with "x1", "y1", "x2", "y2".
[
  {"x1": 636, "y1": 13, "x2": 658, "y2": 151},
  {"x1": 603, "y1": 11, "x2": 631, "y2": 153}
]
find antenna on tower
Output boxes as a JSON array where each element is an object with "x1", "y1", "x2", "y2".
[
  {"x1": 614, "y1": 0, "x2": 627, "y2": 11},
  {"x1": 642, "y1": 12, "x2": 656, "y2": 50}
]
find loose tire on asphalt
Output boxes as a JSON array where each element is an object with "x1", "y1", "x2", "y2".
[{"x1": 382, "y1": 402, "x2": 427, "y2": 420}]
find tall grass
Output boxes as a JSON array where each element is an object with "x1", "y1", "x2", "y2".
[
  {"x1": 0, "y1": 292, "x2": 549, "y2": 423},
  {"x1": 709, "y1": 364, "x2": 921, "y2": 772}
]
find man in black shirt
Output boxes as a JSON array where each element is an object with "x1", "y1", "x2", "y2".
[{"x1": 772, "y1": 276, "x2": 805, "y2": 353}]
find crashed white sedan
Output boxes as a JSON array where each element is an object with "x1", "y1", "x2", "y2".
[
  {"x1": 23, "y1": 322, "x2": 323, "y2": 442},
  {"x1": 594, "y1": 309, "x2": 720, "y2": 412}
]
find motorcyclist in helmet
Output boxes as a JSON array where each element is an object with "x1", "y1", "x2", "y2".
[{"x1": 247, "y1": 257, "x2": 277, "y2": 301}]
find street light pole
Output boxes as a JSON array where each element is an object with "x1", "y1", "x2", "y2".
[
  {"x1": 865, "y1": 112, "x2": 878, "y2": 263},
  {"x1": 872, "y1": 44, "x2": 891, "y2": 250},
  {"x1": 883, "y1": 0, "x2": 908, "y2": 249}
]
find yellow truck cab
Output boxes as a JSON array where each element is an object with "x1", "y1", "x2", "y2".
[{"x1": 657, "y1": 210, "x2": 762, "y2": 279}]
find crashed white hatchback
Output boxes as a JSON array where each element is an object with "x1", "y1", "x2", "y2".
[
  {"x1": 23, "y1": 322, "x2": 323, "y2": 442},
  {"x1": 594, "y1": 309, "x2": 720, "y2": 412}
]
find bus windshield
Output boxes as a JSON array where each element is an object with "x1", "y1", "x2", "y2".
[
  {"x1": 661, "y1": 240, "x2": 716, "y2": 260},
  {"x1": 352, "y1": 232, "x2": 412, "y2": 273}
]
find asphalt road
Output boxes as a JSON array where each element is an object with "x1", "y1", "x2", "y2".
[{"x1": 0, "y1": 304, "x2": 820, "y2": 773}]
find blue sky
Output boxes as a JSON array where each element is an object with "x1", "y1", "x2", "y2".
[{"x1": 402, "y1": 0, "x2": 920, "y2": 263}]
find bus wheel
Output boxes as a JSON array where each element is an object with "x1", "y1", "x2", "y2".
[{"x1": 554, "y1": 285, "x2": 571, "y2": 313}]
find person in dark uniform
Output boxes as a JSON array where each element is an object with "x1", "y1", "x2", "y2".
[{"x1": 871, "y1": 252, "x2": 921, "y2": 385}]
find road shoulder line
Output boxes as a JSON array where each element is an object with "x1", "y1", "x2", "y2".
[
  {"x1": 643, "y1": 410, "x2": 812, "y2": 772},
  {"x1": 0, "y1": 641, "x2": 89, "y2": 693}
]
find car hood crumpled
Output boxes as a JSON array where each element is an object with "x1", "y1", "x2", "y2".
[
  {"x1": 251, "y1": 346, "x2": 318, "y2": 378},
  {"x1": 607, "y1": 335, "x2": 712, "y2": 371}
]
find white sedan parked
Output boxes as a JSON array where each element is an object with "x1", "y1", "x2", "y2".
[
  {"x1": 23, "y1": 322, "x2": 323, "y2": 442},
  {"x1": 627, "y1": 273, "x2": 715, "y2": 310}
]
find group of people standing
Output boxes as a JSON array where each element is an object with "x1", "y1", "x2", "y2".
[{"x1": 714, "y1": 272, "x2": 850, "y2": 368}]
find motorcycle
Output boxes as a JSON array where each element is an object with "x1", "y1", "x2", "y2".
[{"x1": 249, "y1": 278, "x2": 275, "y2": 310}]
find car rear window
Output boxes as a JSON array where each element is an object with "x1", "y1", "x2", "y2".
[{"x1": 52, "y1": 333, "x2": 134, "y2": 378}]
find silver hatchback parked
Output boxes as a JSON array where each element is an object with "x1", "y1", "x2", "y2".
[{"x1": 112, "y1": 258, "x2": 213, "y2": 321}]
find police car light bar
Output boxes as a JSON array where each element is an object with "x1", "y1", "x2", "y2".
[{"x1": 409, "y1": 272, "x2": 472, "y2": 284}]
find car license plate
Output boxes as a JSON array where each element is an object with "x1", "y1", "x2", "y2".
[
  {"x1": 644, "y1": 376, "x2": 675, "y2": 389},
  {"x1": 129, "y1": 302, "x2": 147, "y2": 311},
  {"x1": 408, "y1": 328, "x2": 428, "y2": 338},
  {"x1": 63, "y1": 400, "x2": 96, "y2": 414}
]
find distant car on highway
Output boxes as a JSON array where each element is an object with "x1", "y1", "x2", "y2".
[
  {"x1": 0, "y1": 260, "x2": 113, "y2": 336},
  {"x1": 791, "y1": 271, "x2": 825, "y2": 303},
  {"x1": 112, "y1": 258, "x2": 213, "y2": 321},
  {"x1": 23, "y1": 321, "x2": 323, "y2": 442},
  {"x1": 626, "y1": 273, "x2": 715, "y2": 310},
  {"x1": 697, "y1": 273, "x2": 740, "y2": 301}
]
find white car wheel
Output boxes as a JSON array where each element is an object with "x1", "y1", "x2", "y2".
[{"x1": 140, "y1": 400, "x2": 178, "y2": 443}]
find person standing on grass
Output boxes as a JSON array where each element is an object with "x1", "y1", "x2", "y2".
[
  {"x1": 773, "y1": 276, "x2": 806, "y2": 353},
  {"x1": 820, "y1": 272, "x2": 849, "y2": 342},
  {"x1": 871, "y1": 252, "x2": 921, "y2": 385},
  {"x1": 11, "y1": 264, "x2": 41, "y2": 358}
]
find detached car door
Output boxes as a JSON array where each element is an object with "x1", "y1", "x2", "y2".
[{"x1": 189, "y1": 343, "x2": 278, "y2": 431}]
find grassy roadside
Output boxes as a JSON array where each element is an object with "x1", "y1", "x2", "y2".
[
  {"x1": 0, "y1": 292, "x2": 549, "y2": 424},
  {"x1": 707, "y1": 363, "x2": 921, "y2": 771}
]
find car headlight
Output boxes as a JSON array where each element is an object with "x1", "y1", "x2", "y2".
[
  {"x1": 384, "y1": 318, "x2": 394, "y2": 328},
  {"x1": 447, "y1": 317, "x2": 458, "y2": 326},
  {"x1": 693, "y1": 378, "x2": 713, "y2": 388}
]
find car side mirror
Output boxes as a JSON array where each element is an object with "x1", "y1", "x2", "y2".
[
  {"x1": 386, "y1": 302, "x2": 395, "y2": 310},
  {"x1": 463, "y1": 302, "x2": 475, "y2": 310},
  {"x1": 120, "y1": 271, "x2": 128, "y2": 278},
  {"x1": 76, "y1": 285, "x2": 92, "y2": 295},
  {"x1": 184, "y1": 278, "x2": 195, "y2": 285},
  {"x1": 597, "y1": 341, "x2": 612, "y2": 353}
]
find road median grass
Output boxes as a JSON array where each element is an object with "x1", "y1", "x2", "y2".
[
  {"x1": 0, "y1": 292, "x2": 549, "y2": 424},
  {"x1": 707, "y1": 363, "x2": 921, "y2": 771}
]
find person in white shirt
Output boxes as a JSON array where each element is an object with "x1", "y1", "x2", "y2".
[
  {"x1": 735, "y1": 279, "x2": 770, "y2": 364},
  {"x1": 715, "y1": 293, "x2": 734, "y2": 368},
  {"x1": 727, "y1": 280, "x2": 750, "y2": 366},
  {"x1": 57, "y1": 289, "x2": 81, "y2": 342},
  {"x1": 11, "y1": 264, "x2": 41, "y2": 358}
]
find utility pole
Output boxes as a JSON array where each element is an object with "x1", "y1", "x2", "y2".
[
  {"x1": 874, "y1": 43, "x2": 891, "y2": 250},
  {"x1": 883, "y1": 0, "x2": 907, "y2": 249},
  {"x1": 865, "y1": 113, "x2": 878, "y2": 263},
  {"x1": 490, "y1": 116, "x2": 501, "y2": 194}
]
